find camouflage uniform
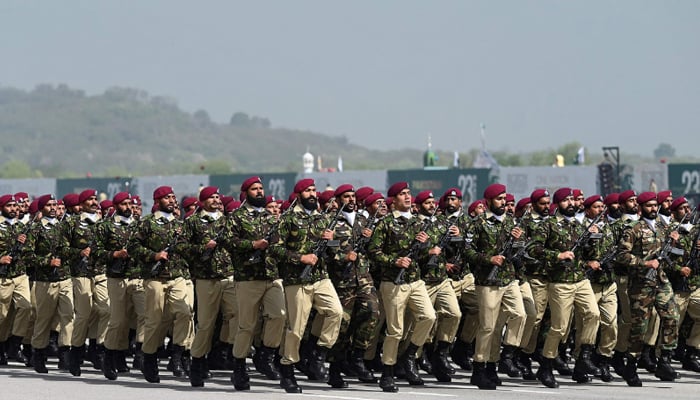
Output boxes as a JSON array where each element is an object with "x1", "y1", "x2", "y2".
[
  {"x1": 0, "y1": 216, "x2": 32, "y2": 350},
  {"x1": 521, "y1": 211, "x2": 552, "y2": 356},
  {"x1": 610, "y1": 214, "x2": 641, "y2": 354}
]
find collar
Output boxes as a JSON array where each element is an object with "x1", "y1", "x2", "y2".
[{"x1": 80, "y1": 212, "x2": 101, "y2": 224}]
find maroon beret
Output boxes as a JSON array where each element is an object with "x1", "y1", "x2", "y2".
[
  {"x1": 281, "y1": 200, "x2": 292, "y2": 212},
  {"x1": 182, "y1": 197, "x2": 198, "y2": 209},
  {"x1": 552, "y1": 187, "x2": 573, "y2": 204},
  {"x1": 637, "y1": 191, "x2": 657, "y2": 205},
  {"x1": 112, "y1": 192, "x2": 131, "y2": 205},
  {"x1": 530, "y1": 189, "x2": 550, "y2": 203},
  {"x1": 294, "y1": 178, "x2": 315, "y2": 194},
  {"x1": 265, "y1": 195, "x2": 276, "y2": 205},
  {"x1": 318, "y1": 191, "x2": 335, "y2": 206},
  {"x1": 63, "y1": 193, "x2": 80, "y2": 208},
  {"x1": 199, "y1": 186, "x2": 219, "y2": 202},
  {"x1": 618, "y1": 190, "x2": 637, "y2": 203},
  {"x1": 56, "y1": 199, "x2": 64, "y2": 206},
  {"x1": 387, "y1": 182, "x2": 409, "y2": 197},
  {"x1": 100, "y1": 200, "x2": 113, "y2": 211},
  {"x1": 656, "y1": 190, "x2": 672, "y2": 203},
  {"x1": 132, "y1": 195, "x2": 141, "y2": 205},
  {"x1": 241, "y1": 176, "x2": 263, "y2": 192},
  {"x1": 505, "y1": 193, "x2": 515, "y2": 203},
  {"x1": 355, "y1": 186, "x2": 374, "y2": 202},
  {"x1": 334, "y1": 184, "x2": 354, "y2": 198},
  {"x1": 37, "y1": 194, "x2": 55, "y2": 210},
  {"x1": 583, "y1": 195, "x2": 604, "y2": 209},
  {"x1": 153, "y1": 186, "x2": 174, "y2": 200},
  {"x1": 443, "y1": 187, "x2": 463, "y2": 199},
  {"x1": 549, "y1": 203, "x2": 558, "y2": 214},
  {"x1": 226, "y1": 201, "x2": 242, "y2": 213},
  {"x1": 468, "y1": 199, "x2": 484, "y2": 214},
  {"x1": 670, "y1": 196, "x2": 688, "y2": 211},
  {"x1": 438, "y1": 195, "x2": 448, "y2": 210},
  {"x1": 29, "y1": 199, "x2": 39, "y2": 215},
  {"x1": 185, "y1": 209, "x2": 196, "y2": 219},
  {"x1": 603, "y1": 193, "x2": 619, "y2": 206},
  {"x1": 483, "y1": 183, "x2": 506, "y2": 200},
  {"x1": 385, "y1": 198, "x2": 394, "y2": 208},
  {"x1": 364, "y1": 192, "x2": 385, "y2": 207},
  {"x1": 414, "y1": 190, "x2": 434, "y2": 205},
  {"x1": 14, "y1": 192, "x2": 29, "y2": 202},
  {"x1": 220, "y1": 195, "x2": 234, "y2": 207},
  {"x1": 516, "y1": 197, "x2": 531, "y2": 212},
  {"x1": 573, "y1": 189, "x2": 583, "y2": 198},
  {"x1": 79, "y1": 189, "x2": 98, "y2": 204},
  {"x1": 287, "y1": 192, "x2": 297, "y2": 203},
  {"x1": 0, "y1": 194, "x2": 17, "y2": 207}
]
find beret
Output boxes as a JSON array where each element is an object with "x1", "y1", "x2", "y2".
[
  {"x1": 280, "y1": 200, "x2": 292, "y2": 211},
  {"x1": 553, "y1": 187, "x2": 573, "y2": 204},
  {"x1": 265, "y1": 195, "x2": 276, "y2": 205},
  {"x1": 437, "y1": 194, "x2": 448, "y2": 210},
  {"x1": 355, "y1": 186, "x2": 374, "y2": 202},
  {"x1": 63, "y1": 193, "x2": 80, "y2": 208},
  {"x1": 132, "y1": 195, "x2": 141, "y2": 205},
  {"x1": 483, "y1": 183, "x2": 506, "y2": 200},
  {"x1": 56, "y1": 199, "x2": 64, "y2": 206},
  {"x1": 670, "y1": 196, "x2": 688, "y2": 212},
  {"x1": 226, "y1": 201, "x2": 242, "y2": 213},
  {"x1": 318, "y1": 191, "x2": 335, "y2": 206},
  {"x1": 151, "y1": 204, "x2": 158, "y2": 213},
  {"x1": 603, "y1": 193, "x2": 619, "y2": 206},
  {"x1": 37, "y1": 194, "x2": 55, "y2": 210},
  {"x1": 468, "y1": 199, "x2": 484, "y2": 214},
  {"x1": 182, "y1": 197, "x2": 198, "y2": 209},
  {"x1": 443, "y1": 187, "x2": 462, "y2": 199},
  {"x1": 387, "y1": 182, "x2": 409, "y2": 197},
  {"x1": 549, "y1": 203, "x2": 558, "y2": 215},
  {"x1": 185, "y1": 209, "x2": 197, "y2": 219},
  {"x1": 14, "y1": 192, "x2": 29, "y2": 202},
  {"x1": 0, "y1": 194, "x2": 17, "y2": 207},
  {"x1": 287, "y1": 192, "x2": 297, "y2": 203},
  {"x1": 199, "y1": 186, "x2": 219, "y2": 202},
  {"x1": 516, "y1": 198, "x2": 531, "y2": 212},
  {"x1": 29, "y1": 199, "x2": 39, "y2": 215},
  {"x1": 573, "y1": 189, "x2": 583, "y2": 198},
  {"x1": 414, "y1": 190, "x2": 434, "y2": 205},
  {"x1": 79, "y1": 189, "x2": 98, "y2": 204},
  {"x1": 505, "y1": 193, "x2": 515, "y2": 203},
  {"x1": 100, "y1": 200, "x2": 113, "y2": 211},
  {"x1": 334, "y1": 184, "x2": 354, "y2": 198},
  {"x1": 656, "y1": 190, "x2": 672, "y2": 203},
  {"x1": 153, "y1": 186, "x2": 174, "y2": 201},
  {"x1": 294, "y1": 178, "x2": 315, "y2": 194},
  {"x1": 241, "y1": 176, "x2": 263, "y2": 192},
  {"x1": 619, "y1": 190, "x2": 637, "y2": 203},
  {"x1": 530, "y1": 189, "x2": 550, "y2": 203},
  {"x1": 112, "y1": 192, "x2": 131, "y2": 205},
  {"x1": 637, "y1": 191, "x2": 657, "y2": 205},
  {"x1": 364, "y1": 192, "x2": 384, "y2": 207},
  {"x1": 583, "y1": 195, "x2": 604, "y2": 208},
  {"x1": 220, "y1": 195, "x2": 234, "y2": 207},
  {"x1": 385, "y1": 198, "x2": 394, "y2": 208}
]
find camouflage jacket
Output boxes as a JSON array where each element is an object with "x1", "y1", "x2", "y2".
[
  {"x1": 26, "y1": 217, "x2": 70, "y2": 281},
  {"x1": 444, "y1": 211, "x2": 471, "y2": 279},
  {"x1": 128, "y1": 212, "x2": 190, "y2": 280},
  {"x1": 522, "y1": 213, "x2": 549, "y2": 277},
  {"x1": 586, "y1": 217, "x2": 618, "y2": 285},
  {"x1": 527, "y1": 212, "x2": 596, "y2": 283},
  {"x1": 609, "y1": 214, "x2": 640, "y2": 276},
  {"x1": 59, "y1": 213, "x2": 103, "y2": 277},
  {"x1": 0, "y1": 216, "x2": 31, "y2": 277},
  {"x1": 421, "y1": 213, "x2": 452, "y2": 284},
  {"x1": 668, "y1": 223, "x2": 699, "y2": 292},
  {"x1": 616, "y1": 218, "x2": 681, "y2": 287},
  {"x1": 96, "y1": 215, "x2": 141, "y2": 279},
  {"x1": 225, "y1": 204, "x2": 280, "y2": 281},
  {"x1": 464, "y1": 211, "x2": 518, "y2": 286},
  {"x1": 327, "y1": 211, "x2": 375, "y2": 289},
  {"x1": 368, "y1": 210, "x2": 430, "y2": 284},
  {"x1": 270, "y1": 204, "x2": 338, "y2": 286},
  {"x1": 182, "y1": 210, "x2": 233, "y2": 279}
]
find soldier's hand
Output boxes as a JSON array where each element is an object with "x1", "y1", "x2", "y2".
[
  {"x1": 80, "y1": 247, "x2": 91, "y2": 258},
  {"x1": 17, "y1": 234, "x2": 27, "y2": 244},
  {"x1": 253, "y1": 239, "x2": 269, "y2": 250},
  {"x1": 0, "y1": 255, "x2": 11, "y2": 265},
  {"x1": 429, "y1": 246, "x2": 442, "y2": 256},
  {"x1": 645, "y1": 259, "x2": 659, "y2": 269},
  {"x1": 155, "y1": 251, "x2": 169, "y2": 261},
  {"x1": 301, "y1": 254, "x2": 318, "y2": 266},
  {"x1": 416, "y1": 231, "x2": 429, "y2": 243},
  {"x1": 446, "y1": 263, "x2": 460, "y2": 273},
  {"x1": 557, "y1": 251, "x2": 574, "y2": 261},
  {"x1": 362, "y1": 228, "x2": 373, "y2": 238},
  {"x1": 345, "y1": 251, "x2": 357, "y2": 262},
  {"x1": 511, "y1": 227, "x2": 523, "y2": 240},
  {"x1": 681, "y1": 266, "x2": 691, "y2": 277},
  {"x1": 589, "y1": 225, "x2": 599, "y2": 234},
  {"x1": 205, "y1": 240, "x2": 217, "y2": 250},
  {"x1": 490, "y1": 255, "x2": 505, "y2": 266},
  {"x1": 396, "y1": 257, "x2": 411, "y2": 268},
  {"x1": 670, "y1": 231, "x2": 680, "y2": 241},
  {"x1": 113, "y1": 249, "x2": 129, "y2": 259},
  {"x1": 587, "y1": 260, "x2": 601, "y2": 270},
  {"x1": 321, "y1": 229, "x2": 334, "y2": 241},
  {"x1": 449, "y1": 225, "x2": 460, "y2": 236},
  {"x1": 50, "y1": 258, "x2": 61, "y2": 267},
  {"x1": 696, "y1": 240, "x2": 700, "y2": 250}
]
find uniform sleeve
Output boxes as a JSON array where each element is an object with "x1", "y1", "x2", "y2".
[
  {"x1": 616, "y1": 226, "x2": 645, "y2": 268},
  {"x1": 367, "y1": 218, "x2": 393, "y2": 269}
]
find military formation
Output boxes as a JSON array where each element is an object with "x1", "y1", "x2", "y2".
[{"x1": 1, "y1": 179, "x2": 700, "y2": 392}]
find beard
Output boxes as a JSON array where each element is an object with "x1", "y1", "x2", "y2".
[
  {"x1": 300, "y1": 196, "x2": 318, "y2": 211},
  {"x1": 560, "y1": 205, "x2": 576, "y2": 217},
  {"x1": 659, "y1": 207, "x2": 671, "y2": 217},
  {"x1": 247, "y1": 194, "x2": 266, "y2": 208},
  {"x1": 118, "y1": 208, "x2": 132, "y2": 218},
  {"x1": 642, "y1": 210, "x2": 658, "y2": 220},
  {"x1": 446, "y1": 204, "x2": 459, "y2": 214},
  {"x1": 608, "y1": 207, "x2": 622, "y2": 219},
  {"x1": 490, "y1": 204, "x2": 506, "y2": 216},
  {"x1": 624, "y1": 205, "x2": 638, "y2": 215},
  {"x1": 1, "y1": 210, "x2": 16, "y2": 219}
]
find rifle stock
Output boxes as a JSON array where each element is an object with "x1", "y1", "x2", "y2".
[
  {"x1": 299, "y1": 202, "x2": 347, "y2": 281},
  {"x1": 394, "y1": 207, "x2": 438, "y2": 285}
]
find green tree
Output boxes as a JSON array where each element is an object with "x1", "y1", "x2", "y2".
[
  {"x1": 653, "y1": 143, "x2": 676, "y2": 159},
  {"x1": 0, "y1": 160, "x2": 38, "y2": 178}
]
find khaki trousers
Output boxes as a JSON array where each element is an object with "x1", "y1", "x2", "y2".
[
  {"x1": 490, "y1": 281, "x2": 536, "y2": 360},
  {"x1": 87, "y1": 274, "x2": 110, "y2": 344},
  {"x1": 233, "y1": 279, "x2": 286, "y2": 358},
  {"x1": 71, "y1": 277, "x2": 93, "y2": 346},
  {"x1": 0, "y1": 274, "x2": 32, "y2": 339},
  {"x1": 543, "y1": 280, "x2": 600, "y2": 359},
  {"x1": 191, "y1": 277, "x2": 237, "y2": 358},
  {"x1": 575, "y1": 282, "x2": 618, "y2": 357},
  {"x1": 104, "y1": 277, "x2": 145, "y2": 351},
  {"x1": 426, "y1": 279, "x2": 462, "y2": 343},
  {"x1": 453, "y1": 273, "x2": 479, "y2": 343},
  {"x1": 523, "y1": 276, "x2": 550, "y2": 354},
  {"x1": 615, "y1": 275, "x2": 632, "y2": 352},
  {"x1": 380, "y1": 280, "x2": 436, "y2": 366},
  {"x1": 142, "y1": 277, "x2": 194, "y2": 354},
  {"x1": 32, "y1": 279, "x2": 74, "y2": 349},
  {"x1": 675, "y1": 289, "x2": 700, "y2": 348},
  {"x1": 280, "y1": 279, "x2": 342, "y2": 365},
  {"x1": 364, "y1": 288, "x2": 386, "y2": 361},
  {"x1": 474, "y1": 281, "x2": 525, "y2": 363}
]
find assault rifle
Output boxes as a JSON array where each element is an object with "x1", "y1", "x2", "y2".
[
  {"x1": 150, "y1": 228, "x2": 182, "y2": 278},
  {"x1": 342, "y1": 206, "x2": 381, "y2": 278},
  {"x1": 299, "y1": 202, "x2": 346, "y2": 281},
  {"x1": 680, "y1": 218, "x2": 700, "y2": 292},
  {"x1": 644, "y1": 208, "x2": 694, "y2": 282},
  {"x1": 425, "y1": 221, "x2": 463, "y2": 270},
  {"x1": 74, "y1": 236, "x2": 97, "y2": 276},
  {"x1": 248, "y1": 198, "x2": 297, "y2": 264},
  {"x1": 108, "y1": 226, "x2": 135, "y2": 276},
  {"x1": 485, "y1": 210, "x2": 531, "y2": 283},
  {"x1": 0, "y1": 219, "x2": 36, "y2": 277},
  {"x1": 394, "y1": 207, "x2": 438, "y2": 285}
]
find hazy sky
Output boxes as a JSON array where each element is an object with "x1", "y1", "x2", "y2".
[{"x1": 2, "y1": 1, "x2": 698, "y2": 157}]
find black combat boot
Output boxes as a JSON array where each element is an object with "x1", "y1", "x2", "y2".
[
  {"x1": 431, "y1": 341, "x2": 453, "y2": 382},
  {"x1": 307, "y1": 344, "x2": 329, "y2": 381},
  {"x1": 327, "y1": 362, "x2": 349, "y2": 388},
  {"x1": 22, "y1": 343, "x2": 33, "y2": 367},
  {"x1": 682, "y1": 346, "x2": 700, "y2": 372},
  {"x1": 102, "y1": 349, "x2": 118, "y2": 380},
  {"x1": 133, "y1": 342, "x2": 144, "y2": 371},
  {"x1": 418, "y1": 343, "x2": 433, "y2": 374},
  {"x1": 518, "y1": 350, "x2": 537, "y2": 380},
  {"x1": 48, "y1": 331, "x2": 59, "y2": 357},
  {"x1": 93, "y1": 344, "x2": 105, "y2": 371},
  {"x1": 379, "y1": 364, "x2": 399, "y2": 392},
  {"x1": 279, "y1": 363, "x2": 302, "y2": 393},
  {"x1": 553, "y1": 352, "x2": 572, "y2": 376},
  {"x1": 256, "y1": 345, "x2": 280, "y2": 380},
  {"x1": 655, "y1": 350, "x2": 678, "y2": 381},
  {"x1": 57, "y1": 346, "x2": 70, "y2": 370},
  {"x1": 470, "y1": 361, "x2": 496, "y2": 390},
  {"x1": 638, "y1": 344, "x2": 657, "y2": 373},
  {"x1": 231, "y1": 357, "x2": 251, "y2": 390},
  {"x1": 170, "y1": 344, "x2": 185, "y2": 377},
  {"x1": 610, "y1": 350, "x2": 626, "y2": 377},
  {"x1": 399, "y1": 343, "x2": 424, "y2": 385},
  {"x1": 450, "y1": 339, "x2": 473, "y2": 371},
  {"x1": 142, "y1": 352, "x2": 160, "y2": 383},
  {"x1": 597, "y1": 355, "x2": 614, "y2": 382},
  {"x1": 86, "y1": 339, "x2": 97, "y2": 368},
  {"x1": 351, "y1": 348, "x2": 377, "y2": 383},
  {"x1": 536, "y1": 357, "x2": 559, "y2": 388},
  {"x1": 0, "y1": 341, "x2": 7, "y2": 365},
  {"x1": 486, "y1": 362, "x2": 502, "y2": 386},
  {"x1": 69, "y1": 345, "x2": 84, "y2": 377},
  {"x1": 189, "y1": 357, "x2": 205, "y2": 387},
  {"x1": 622, "y1": 355, "x2": 642, "y2": 387},
  {"x1": 115, "y1": 350, "x2": 130, "y2": 373},
  {"x1": 498, "y1": 345, "x2": 522, "y2": 378},
  {"x1": 7, "y1": 335, "x2": 27, "y2": 364},
  {"x1": 33, "y1": 347, "x2": 48, "y2": 374},
  {"x1": 572, "y1": 344, "x2": 600, "y2": 383}
]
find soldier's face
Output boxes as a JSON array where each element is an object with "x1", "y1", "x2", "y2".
[
  {"x1": 673, "y1": 203, "x2": 690, "y2": 222},
  {"x1": 299, "y1": 186, "x2": 318, "y2": 211},
  {"x1": 369, "y1": 199, "x2": 387, "y2": 217},
  {"x1": 394, "y1": 189, "x2": 412, "y2": 212},
  {"x1": 575, "y1": 195, "x2": 585, "y2": 211},
  {"x1": 203, "y1": 193, "x2": 223, "y2": 212},
  {"x1": 338, "y1": 191, "x2": 356, "y2": 212},
  {"x1": 515, "y1": 203, "x2": 532, "y2": 218},
  {"x1": 17, "y1": 200, "x2": 28, "y2": 216},
  {"x1": 558, "y1": 195, "x2": 576, "y2": 217},
  {"x1": 533, "y1": 197, "x2": 551, "y2": 216},
  {"x1": 266, "y1": 201, "x2": 280, "y2": 216},
  {"x1": 1, "y1": 202, "x2": 18, "y2": 219},
  {"x1": 607, "y1": 203, "x2": 622, "y2": 219},
  {"x1": 57, "y1": 203, "x2": 66, "y2": 218},
  {"x1": 640, "y1": 201, "x2": 658, "y2": 220},
  {"x1": 488, "y1": 194, "x2": 507, "y2": 216},
  {"x1": 158, "y1": 193, "x2": 177, "y2": 213},
  {"x1": 623, "y1": 197, "x2": 638, "y2": 214},
  {"x1": 419, "y1": 198, "x2": 436, "y2": 216},
  {"x1": 585, "y1": 201, "x2": 605, "y2": 219},
  {"x1": 505, "y1": 201, "x2": 516, "y2": 216},
  {"x1": 116, "y1": 199, "x2": 133, "y2": 218},
  {"x1": 82, "y1": 196, "x2": 99, "y2": 213},
  {"x1": 659, "y1": 196, "x2": 673, "y2": 216},
  {"x1": 445, "y1": 195, "x2": 462, "y2": 214}
]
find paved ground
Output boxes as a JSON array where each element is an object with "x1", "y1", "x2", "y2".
[{"x1": 2, "y1": 358, "x2": 699, "y2": 400}]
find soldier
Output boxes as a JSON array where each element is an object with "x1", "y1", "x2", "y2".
[
  {"x1": 604, "y1": 193, "x2": 621, "y2": 223},
  {"x1": 98, "y1": 192, "x2": 144, "y2": 380},
  {"x1": 616, "y1": 191, "x2": 681, "y2": 386},
  {"x1": 129, "y1": 186, "x2": 194, "y2": 383},
  {"x1": 573, "y1": 189, "x2": 585, "y2": 223},
  {"x1": 62, "y1": 194, "x2": 81, "y2": 217},
  {"x1": 0, "y1": 195, "x2": 32, "y2": 365},
  {"x1": 14, "y1": 192, "x2": 31, "y2": 225},
  {"x1": 505, "y1": 193, "x2": 516, "y2": 216},
  {"x1": 131, "y1": 196, "x2": 143, "y2": 220},
  {"x1": 527, "y1": 187, "x2": 601, "y2": 387},
  {"x1": 657, "y1": 191, "x2": 673, "y2": 227},
  {"x1": 227, "y1": 177, "x2": 287, "y2": 389},
  {"x1": 271, "y1": 178, "x2": 343, "y2": 393},
  {"x1": 467, "y1": 200, "x2": 485, "y2": 218},
  {"x1": 463, "y1": 183, "x2": 526, "y2": 390},
  {"x1": 28, "y1": 195, "x2": 74, "y2": 373},
  {"x1": 367, "y1": 181, "x2": 437, "y2": 392}
]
